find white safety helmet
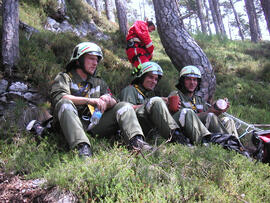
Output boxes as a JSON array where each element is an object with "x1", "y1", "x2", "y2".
[{"x1": 66, "y1": 42, "x2": 103, "y2": 72}]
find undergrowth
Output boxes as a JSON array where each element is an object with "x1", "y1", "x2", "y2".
[{"x1": 1, "y1": 1, "x2": 270, "y2": 202}]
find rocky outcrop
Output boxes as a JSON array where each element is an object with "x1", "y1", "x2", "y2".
[
  {"x1": 44, "y1": 17, "x2": 110, "y2": 40},
  {"x1": 0, "y1": 79, "x2": 48, "y2": 128},
  {"x1": 0, "y1": 169, "x2": 77, "y2": 203},
  {"x1": 44, "y1": 0, "x2": 110, "y2": 40}
]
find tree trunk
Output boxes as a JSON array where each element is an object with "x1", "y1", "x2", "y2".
[
  {"x1": 208, "y1": 0, "x2": 221, "y2": 35},
  {"x1": 94, "y1": 0, "x2": 102, "y2": 16},
  {"x1": 260, "y1": 0, "x2": 270, "y2": 35},
  {"x1": 115, "y1": 0, "x2": 128, "y2": 37},
  {"x1": 212, "y1": 0, "x2": 226, "y2": 37},
  {"x1": 227, "y1": 16, "x2": 232, "y2": 40},
  {"x1": 105, "y1": 0, "x2": 116, "y2": 22},
  {"x1": 204, "y1": 0, "x2": 212, "y2": 35},
  {"x1": 229, "y1": 0, "x2": 245, "y2": 40},
  {"x1": 153, "y1": 0, "x2": 216, "y2": 101},
  {"x1": 261, "y1": 0, "x2": 270, "y2": 34},
  {"x1": 252, "y1": 0, "x2": 262, "y2": 39},
  {"x1": 196, "y1": 0, "x2": 207, "y2": 34},
  {"x1": 2, "y1": 0, "x2": 19, "y2": 76},
  {"x1": 244, "y1": 0, "x2": 260, "y2": 42}
]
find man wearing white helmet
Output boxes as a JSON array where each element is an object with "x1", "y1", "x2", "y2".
[
  {"x1": 119, "y1": 62, "x2": 189, "y2": 145},
  {"x1": 51, "y1": 42, "x2": 152, "y2": 157},
  {"x1": 169, "y1": 65, "x2": 238, "y2": 144}
]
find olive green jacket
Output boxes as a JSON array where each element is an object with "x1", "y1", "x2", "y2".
[
  {"x1": 119, "y1": 84, "x2": 155, "y2": 104},
  {"x1": 50, "y1": 69, "x2": 111, "y2": 113},
  {"x1": 170, "y1": 90, "x2": 208, "y2": 113}
]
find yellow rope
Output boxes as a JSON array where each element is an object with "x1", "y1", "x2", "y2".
[{"x1": 134, "y1": 84, "x2": 146, "y2": 98}]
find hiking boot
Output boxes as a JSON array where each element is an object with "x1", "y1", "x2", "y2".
[
  {"x1": 129, "y1": 135, "x2": 153, "y2": 152},
  {"x1": 172, "y1": 129, "x2": 192, "y2": 146},
  {"x1": 202, "y1": 134, "x2": 211, "y2": 146},
  {"x1": 26, "y1": 120, "x2": 45, "y2": 136},
  {"x1": 78, "y1": 143, "x2": 92, "y2": 157}
]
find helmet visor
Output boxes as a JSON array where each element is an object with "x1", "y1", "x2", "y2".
[
  {"x1": 184, "y1": 73, "x2": 201, "y2": 78},
  {"x1": 152, "y1": 70, "x2": 163, "y2": 76}
]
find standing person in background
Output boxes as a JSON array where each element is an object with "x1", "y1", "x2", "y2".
[
  {"x1": 50, "y1": 42, "x2": 153, "y2": 158},
  {"x1": 126, "y1": 20, "x2": 155, "y2": 68},
  {"x1": 168, "y1": 65, "x2": 239, "y2": 144}
]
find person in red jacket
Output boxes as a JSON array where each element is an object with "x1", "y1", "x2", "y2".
[{"x1": 126, "y1": 20, "x2": 155, "y2": 67}]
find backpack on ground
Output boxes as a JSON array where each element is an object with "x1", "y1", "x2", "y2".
[
  {"x1": 203, "y1": 133, "x2": 251, "y2": 158},
  {"x1": 252, "y1": 130, "x2": 270, "y2": 163}
]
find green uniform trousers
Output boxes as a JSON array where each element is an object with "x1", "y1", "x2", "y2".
[
  {"x1": 54, "y1": 98, "x2": 143, "y2": 148},
  {"x1": 136, "y1": 97, "x2": 179, "y2": 139},
  {"x1": 199, "y1": 112, "x2": 238, "y2": 137},
  {"x1": 173, "y1": 108, "x2": 210, "y2": 144},
  {"x1": 173, "y1": 108, "x2": 238, "y2": 144}
]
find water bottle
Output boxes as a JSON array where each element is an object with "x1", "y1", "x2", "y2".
[{"x1": 87, "y1": 108, "x2": 102, "y2": 131}]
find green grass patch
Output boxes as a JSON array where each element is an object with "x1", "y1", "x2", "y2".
[{"x1": 1, "y1": 2, "x2": 270, "y2": 202}]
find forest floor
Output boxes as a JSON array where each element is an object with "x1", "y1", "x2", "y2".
[
  {"x1": 0, "y1": 169, "x2": 48, "y2": 202},
  {"x1": 0, "y1": 168, "x2": 77, "y2": 202}
]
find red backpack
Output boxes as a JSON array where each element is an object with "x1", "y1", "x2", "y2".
[{"x1": 252, "y1": 130, "x2": 270, "y2": 163}]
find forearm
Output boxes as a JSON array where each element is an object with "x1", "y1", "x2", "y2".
[{"x1": 62, "y1": 94, "x2": 94, "y2": 105}]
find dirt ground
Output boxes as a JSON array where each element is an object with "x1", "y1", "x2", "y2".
[
  {"x1": 0, "y1": 169, "x2": 48, "y2": 202},
  {"x1": 0, "y1": 168, "x2": 78, "y2": 202}
]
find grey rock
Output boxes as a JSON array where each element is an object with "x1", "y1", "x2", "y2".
[
  {"x1": 9, "y1": 82, "x2": 28, "y2": 92},
  {"x1": 0, "y1": 79, "x2": 8, "y2": 94},
  {"x1": 0, "y1": 96, "x2": 7, "y2": 103},
  {"x1": 44, "y1": 187, "x2": 77, "y2": 203},
  {"x1": 45, "y1": 17, "x2": 61, "y2": 32},
  {"x1": 23, "y1": 92, "x2": 33, "y2": 101},
  {"x1": 59, "y1": 20, "x2": 73, "y2": 32}
]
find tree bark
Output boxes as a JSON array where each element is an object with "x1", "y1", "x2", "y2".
[
  {"x1": 208, "y1": 0, "x2": 221, "y2": 35},
  {"x1": 105, "y1": 0, "x2": 116, "y2": 22},
  {"x1": 212, "y1": 0, "x2": 226, "y2": 37},
  {"x1": 252, "y1": 0, "x2": 262, "y2": 39},
  {"x1": 196, "y1": 0, "x2": 207, "y2": 34},
  {"x1": 115, "y1": 0, "x2": 128, "y2": 37},
  {"x1": 94, "y1": 0, "x2": 102, "y2": 16},
  {"x1": 153, "y1": 0, "x2": 216, "y2": 101},
  {"x1": 260, "y1": 0, "x2": 270, "y2": 35},
  {"x1": 204, "y1": 0, "x2": 212, "y2": 35},
  {"x1": 2, "y1": 0, "x2": 19, "y2": 76},
  {"x1": 244, "y1": 0, "x2": 260, "y2": 42},
  {"x1": 229, "y1": 0, "x2": 245, "y2": 40}
]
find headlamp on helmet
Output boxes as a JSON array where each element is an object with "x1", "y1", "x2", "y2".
[{"x1": 133, "y1": 62, "x2": 163, "y2": 78}]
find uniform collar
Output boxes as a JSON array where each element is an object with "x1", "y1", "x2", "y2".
[
  {"x1": 69, "y1": 69, "x2": 96, "y2": 84},
  {"x1": 134, "y1": 84, "x2": 155, "y2": 98},
  {"x1": 178, "y1": 90, "x2": 195, "y2": 101}
]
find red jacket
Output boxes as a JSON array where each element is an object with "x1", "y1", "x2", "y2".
[
  {"x1": 126, "y1": 21, "x2": 154, "y2": 67},
  {"x1": 126, "y1": 21, "x2": 154, "y2": 54}
]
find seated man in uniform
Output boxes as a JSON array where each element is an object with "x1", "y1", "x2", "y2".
[
  {"x1": 119, "y1": 62, "x2": 188, "y2": 145},
  {"x1": 168, "y1": 65, "x2": 238, "y2": 144},
  {"x1": 50, "y1": 42, "x2": 153, "y2": 157}
]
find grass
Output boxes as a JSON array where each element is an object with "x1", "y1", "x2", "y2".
[
  {"x1": 2, "y1": 132, "x2": 270, "y2": 202},
  {"x1": 1, "y1": 0, "x2": 270, "y2": 201}
]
